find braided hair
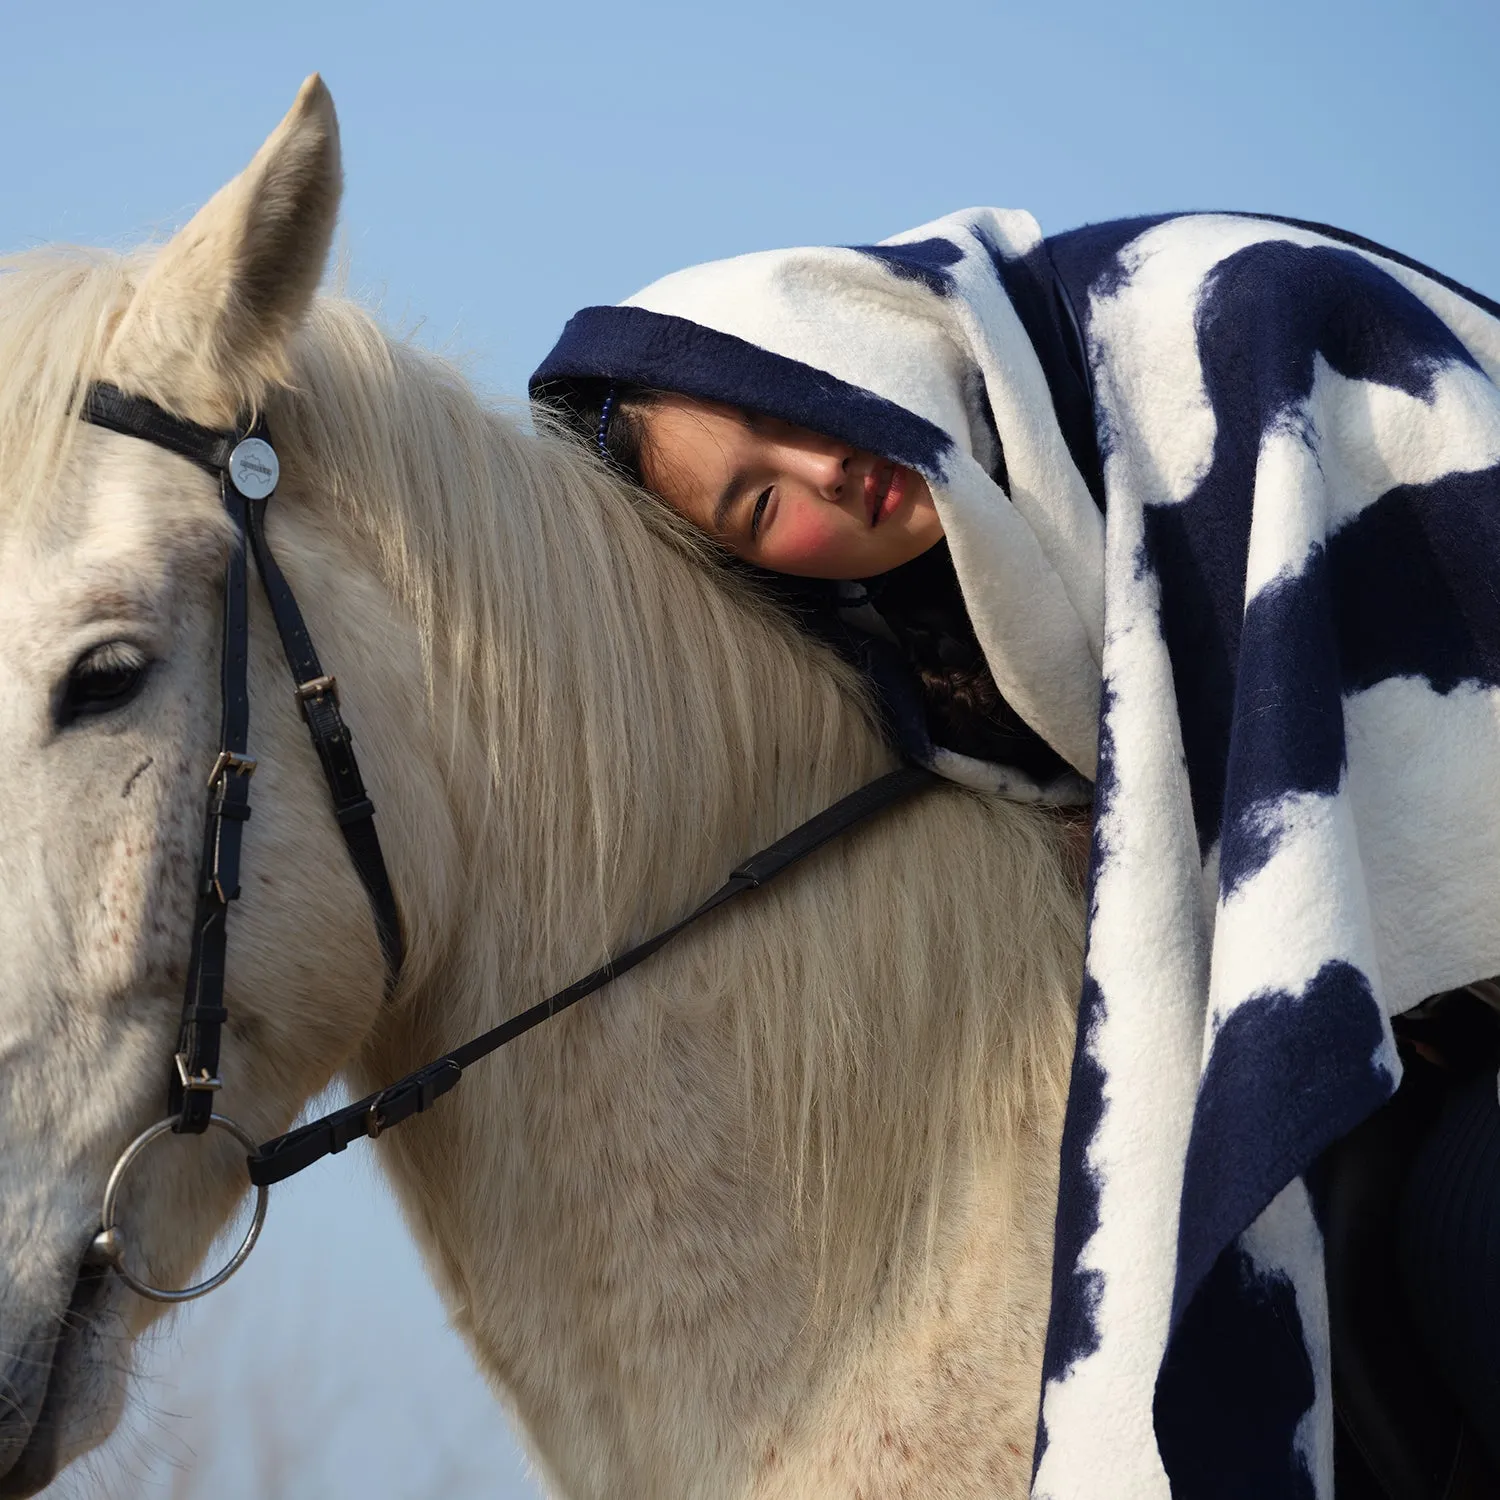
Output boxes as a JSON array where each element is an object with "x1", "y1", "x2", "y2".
[{"x1": 560, "y1": 379, "x2": 661, "y2": 486}]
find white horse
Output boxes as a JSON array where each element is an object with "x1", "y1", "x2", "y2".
[{"x1": 0, "y1": 78, "x2": 1084, "y2": 1499}]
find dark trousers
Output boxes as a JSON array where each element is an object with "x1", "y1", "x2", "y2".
[
  {"x1": 1324, "y1": 991, "x2": 1500, "y2": 1498},
  {"x1": 1400, "y1": 1067, "x2": 1500, "y2": 1471}
]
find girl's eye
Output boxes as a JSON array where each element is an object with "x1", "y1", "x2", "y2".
[
  {"x1": 57, "y1": 642, "x2": 152, "y2": 728},
  {"x1": 750, "y1": 487, "x2": 773, "y2": 538}
]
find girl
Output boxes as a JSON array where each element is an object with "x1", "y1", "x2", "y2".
[
  {"x1": 532, "y1": 211, "x2": 1111, "y2": 805},
  {"x1": 531, "y1": 208, "x2": 1500, "y2": 1499},
  {"x1": 571, "y1": 384, "x2": 1085, "y2": 793}
]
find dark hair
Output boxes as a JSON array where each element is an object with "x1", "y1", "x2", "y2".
[
  {"x1": 556, "y1": 380, "x2": 1071, "y2": 783},
  {"x1": 866, "y1": 544, "x2": 1072, "y2": 781}
]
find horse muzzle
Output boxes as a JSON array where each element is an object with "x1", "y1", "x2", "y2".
[{"x1": 0, "y1": 1264, "x2": 111, "y2": 1498}]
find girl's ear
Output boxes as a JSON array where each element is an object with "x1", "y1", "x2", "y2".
[{"x1": 101, "y1": 74, "x2": 342, "y2": 427}]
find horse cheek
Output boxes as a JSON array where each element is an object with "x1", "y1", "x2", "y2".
[{"x1": 77, "y1": 750, "x2": 201, "y2": 1014}]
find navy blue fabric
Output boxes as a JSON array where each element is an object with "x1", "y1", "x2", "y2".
[
  {"x1": 1139, "y1": 241, "x2": 1487, "y2": 857},
  {"x1": 977, "y1": 229, "x2": 1106, "y2": 508},
  {"x1": 1170, "y1": 961, "x2": 1393, "y2": 1330},
  {"x1": 1250, "y1": 214, "x2": 1500, "y2": 324},
  {"x1": 1154, "y1": 1247, "x2": 1318, "y2": 1500},
  {"x1": 1331, "y1": 464, "x2": 1500, "y2": 695},
  {"x1": 1043, "y1": 214, "x2": 1180, "y2": 349},
  {"x1": 1217, "y1": 549, "x2": 1347, "y2": 894},
  {"x1": 849, "y1": 237, "x2": 965, "y2": 297},
  {"x1": 531, "y1": 305, "x2": 955, "y2": 476}
]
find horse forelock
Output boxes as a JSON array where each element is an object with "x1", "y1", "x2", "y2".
[{"x1": 0, "y1": 249, "x2": 139, "y2": 518}]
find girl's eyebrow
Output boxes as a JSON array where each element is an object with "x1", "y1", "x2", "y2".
[{"x1": 712, "y1": 471, "x2": 748, "y2": 532}]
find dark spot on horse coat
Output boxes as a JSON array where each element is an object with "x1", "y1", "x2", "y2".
[{"x1": 121, "y1": 757, "x2": 154, "y2": 798}]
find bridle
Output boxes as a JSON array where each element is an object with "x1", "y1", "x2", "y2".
[{"x1": 75, "y1": 384, "x2": 934, "y2": 1303}]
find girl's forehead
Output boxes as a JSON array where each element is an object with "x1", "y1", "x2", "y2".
[
  {"x1": 648, "y1": 396, "x2": 810, "y2": 457},
  {"x1": 645, "y1": 398, "x2": 757, "y2": 471},
  {"x1": 639, "y1": 399, "x2": 751, "y2": 517},
  {"x1": 652, "y1": 393, "x2": 750, "y2": 431}
]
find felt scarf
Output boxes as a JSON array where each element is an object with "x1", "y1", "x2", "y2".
[{"x1": 532, "y1": 208, "x2": 1500, "y2": 1498}]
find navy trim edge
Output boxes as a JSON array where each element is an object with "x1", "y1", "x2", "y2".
[{"x1": 530, "y1": 305, "x2": 955, "y2": 476}]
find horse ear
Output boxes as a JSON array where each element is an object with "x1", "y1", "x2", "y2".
[{"x1": 103, "y1": 74, "x2": 342, "y2": 427}]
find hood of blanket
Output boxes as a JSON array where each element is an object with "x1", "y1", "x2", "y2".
[{"x1": 531, "y1": 207, "x2": 1109, "y2": 785}]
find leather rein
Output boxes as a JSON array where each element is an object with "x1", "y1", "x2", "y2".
[{"x1": 77, "y1": 384, "x2": 934, "y2": 1302}]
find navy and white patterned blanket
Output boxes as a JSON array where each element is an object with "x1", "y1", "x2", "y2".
[{"x1": 532, "y1": 209, "x2": 1500, "y2": 1496}]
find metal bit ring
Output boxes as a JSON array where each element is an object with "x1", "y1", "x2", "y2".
[{"x1": 86, "y1": 1114, "x2": 269, "y2": 1303}]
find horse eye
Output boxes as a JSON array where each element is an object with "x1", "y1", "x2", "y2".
[{"x1": 57, "y1": 643, "x2": 152, "y2": 727}]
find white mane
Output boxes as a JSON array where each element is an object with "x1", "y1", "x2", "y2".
[{"x1": 274, "y1": 292, "x2": 1083, "y2": 1299}]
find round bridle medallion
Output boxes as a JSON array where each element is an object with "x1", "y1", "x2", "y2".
[{"x1": 86, "y1": 1115, "x2": 269, "y2": 1303}]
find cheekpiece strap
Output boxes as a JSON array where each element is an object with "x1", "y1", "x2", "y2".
[
  {"x1": 172, "y1": 473, "x2": 254, "y2": 1131},
  {"x1": 243, "y1": 496, "x2": 405, "y2": 976},
  {"x1": 79, "y1": 382, "x2": 405, "y2": 1133}
]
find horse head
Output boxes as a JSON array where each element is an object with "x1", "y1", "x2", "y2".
[{"x1": 0, "y1": 78, "x2": 422, "y2": 1494}]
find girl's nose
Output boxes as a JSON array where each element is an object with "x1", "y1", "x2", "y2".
[
  {"x1": 821, "y1": 449, "x2": 852, "y2": 498},
  {"x1": 783, "y1": 437, "x2": 853, "y2": 499}
]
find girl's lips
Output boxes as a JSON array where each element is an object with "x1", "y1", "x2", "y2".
[{"x1": 867, "y1": 463, "x2": 906, "y2": 527}]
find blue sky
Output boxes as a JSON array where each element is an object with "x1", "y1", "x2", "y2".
[
  {"x1": 3, "y1": 0, "x2": 1494, "y2": 403},
  {"x1": 9, "y1": 2, "x2": 1495, "y2": 1496}
]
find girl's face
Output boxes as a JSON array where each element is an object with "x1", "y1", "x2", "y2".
[{"x1": 637, "y1": 395, "x2": 943, "y2": 579}]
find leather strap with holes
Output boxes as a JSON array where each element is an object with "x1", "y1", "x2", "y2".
[{"x1": 243, "y1": 495, "x2": 404, "y2": 975}]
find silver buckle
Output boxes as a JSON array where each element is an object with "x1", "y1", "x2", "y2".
[
  {"x1": 175, "y1": 1052, "x2": 222, "y2": 1094},
  {"x1": 294, "y1": 674, "x2": 339, "y2": 705},
  {"x1": 207, "y1": 750, "x2": 257, "y2": 790}
]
